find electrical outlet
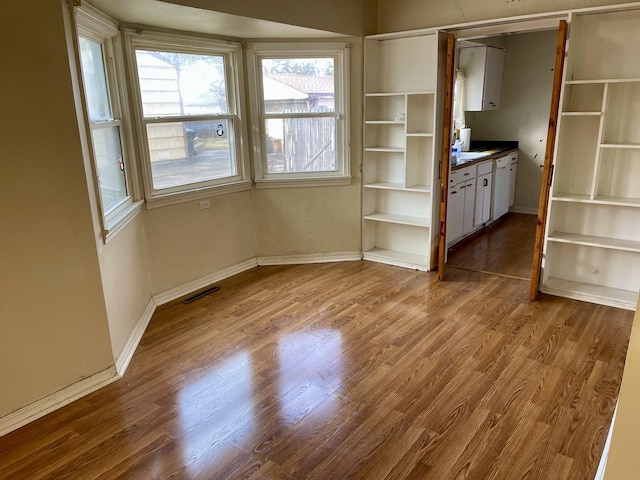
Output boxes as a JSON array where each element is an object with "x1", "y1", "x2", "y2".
[{"x1": 199, "y1": 200, "x2": 211, "y2": 210}]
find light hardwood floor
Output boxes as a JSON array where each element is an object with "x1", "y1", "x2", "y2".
[
  {"x1": 447, "y1": 213, "x2": 538, "y2": 279},
  {"x1": 0, "y1": 261, "x2": 633, "y2": 479}
]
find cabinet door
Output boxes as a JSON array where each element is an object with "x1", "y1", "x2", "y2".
[
  {"x1": 463, "y1": 180, "x2": 476, "y2": 235},
  {"x1": 482, "y1": 47, "x2": 505, "y2": 110},
  {"x1": 509, "y1": 160, "x2": 518, "y2": 207},
  {"x1": 447, "y1": 183, "x2": 464, "y2": 244},
  {"x1": 475, "y1": 173, "x2": 492, "y2": 226},
  {"x1": 458, "y1": 46, "x2": 487, "y2": 111},
  {"x1": 482, "y1": 173, "x2": 492, "y2": 223}
]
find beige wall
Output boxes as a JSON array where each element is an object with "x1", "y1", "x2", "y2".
[
  {"x1": 162, "y1": 0, "x2": 378, "y2": 36},
  {"x1": 0, "y1": 0, "x2": 114, "y2": 417},
  {"x1": 377, "y1": 0, "x2": 640, "y2": 32},
  {"x1": 144, "y1": 192, "x2": 255, "y2": 295},
  {"x1": 253, "y1": 185, "x2": 361, "y2": 256},
  {"x1": 466, "y1": 30, "x2": 558, "y2": 213},
  {"x1": 98, "y1": 215, "x2": 152, "y2": 360}
]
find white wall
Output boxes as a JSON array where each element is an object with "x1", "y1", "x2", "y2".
[
  {"x1": 466, "y1": 30, "x2": 558, "y2": 213},
  {"x1": 0, "y1": 0, "x2": 114, "y2": 418},
  {"x1": 377, "y1": 0, "x2": 640, "y2": 33}
]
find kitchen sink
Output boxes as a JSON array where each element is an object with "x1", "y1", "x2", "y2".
[{"x1": 459, "y1": 151, "x2": 490, "y2": 160}]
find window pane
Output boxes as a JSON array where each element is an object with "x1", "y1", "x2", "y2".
[
  {"x1": 265, "y1": 117, "x2": 336, "y2": 173},
  {"x1": 147, "y1": 120, "x2": 236, "y2": 189},
  {"x1": 135, "y1": 50, "x2": 228, "y2": 117},
  {"x1": 92, "y1": 126, "x2": 127, "y2": 211},
  {"x1": 261, "y1": 58, "x2": 335, "y2": 114},
  {"x1": 79, "y1": 37, "x2": 112, "y2": 122}
]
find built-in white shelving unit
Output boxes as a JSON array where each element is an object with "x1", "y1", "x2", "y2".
[
  {"x1": 362, "y1": 32, "x2": 445, "y2": 271},
  {"x1": 541, "y1": 9, "x2": 640, "y2": 310}
]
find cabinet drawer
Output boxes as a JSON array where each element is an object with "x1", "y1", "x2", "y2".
[
  {"x1": 450, "y1": 165, "x2": 476, "y2": 184},
  {"x1": 477, "y1": 160, "x2": 493, "y2": 176},
  {"x1": 510, "y1": 152, "x2": 518, "y2": 164}
]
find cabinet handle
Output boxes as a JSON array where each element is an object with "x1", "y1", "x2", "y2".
[
  {"x1": 464, "y1": 173, "x2": 470, "y2": 176},
  {"x1": 460, "y1": 185, "x2": 466, "y2": 189},
  {"x1": 451, "y1": 191, "x2": 458, "y2": 195},
  {"x1": 483, "y1": 178, "x2": 488, "y2": 187}
]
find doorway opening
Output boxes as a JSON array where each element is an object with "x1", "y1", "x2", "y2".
[{"x1": 442, "y1": 23, "x2": 563, "y2": 282}]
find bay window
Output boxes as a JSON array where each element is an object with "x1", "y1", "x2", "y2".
[
  {"x1": 248, "y1": 43, "x2": 350, "y2": 187},
  {"x1": 125, "y1": 32, "x2": 249, "y2": 205}
]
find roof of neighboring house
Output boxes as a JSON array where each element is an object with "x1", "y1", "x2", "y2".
[{"x1": 264, "y1": 73, "x2": 334, "y2": 97}]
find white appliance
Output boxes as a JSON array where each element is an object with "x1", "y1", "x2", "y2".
[{"x1": 492, "y1": 155, "x2": 510, "y2": 220}]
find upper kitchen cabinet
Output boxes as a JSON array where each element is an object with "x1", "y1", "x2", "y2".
[
  {"x1": 362, "y1": 32, "x2": 446, "y2": 271},
  {"x1": 458, "y1": 46, "x2": 505, "y2": 111},
  {"x1": 541, "y1": 8, "x2": 640, "y2": 310}
]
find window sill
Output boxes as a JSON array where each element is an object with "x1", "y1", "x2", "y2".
[
  {"x1": 145, "y1": 180, "x2": 252, "y2": 209},
  {"x1": 254, "y1": 176, "x2": 352, "y2": 189},
  {"x1": 104, "y1": 200, "x2": 144, "y2": 243}
]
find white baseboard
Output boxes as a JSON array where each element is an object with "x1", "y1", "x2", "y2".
[
  {"x1": 509, "y1": 206, "x2": 539, "y2": 215},
  {"x1": 0, "y1": 367, "x2": 119, "y2": 437},
  {"x1": 257, "y1": 251, "x2": 362, "y2": 266},
  {"x1": 114, "y1": 299, "x2": 156, "y2": 377},
  {"x1": 153, "y1": 258, "x2": 258, "y2": 306}
]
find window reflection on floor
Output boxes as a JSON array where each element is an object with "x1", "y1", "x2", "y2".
[
  {"x1": 176, "y1": 352, "x2": 254, "y2": 475},
  {"x1": 277, "y1": 331, "x2": 343, "y2": 425}
]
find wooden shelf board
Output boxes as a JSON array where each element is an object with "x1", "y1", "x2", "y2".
[
  {"x1": 365, "y1": 91, "x2": 435, "y2": 97},
  {"x1": 363, "y1": 212, "x2": 430, "y2": 227},
  {"x1": 552, "y1": 193, "x2": 640, "y2": 207},
  {"x1": 566, "y1": 78, "x2": 640, "y2": 84},
  {"x1": 363, "y1": 248, "x2": 429, "y2": 270},
  {"x1": 542, "y1": 277, "x2": 637, "y2": 310},
  {"x1": 365, "y1": 146, "x2": 405, "y2": 153},
  {"x1": 594, "y1": 196, "x2": 640, "y2": 207},
  {"x1": 548, "y1": 231, "x2": 640, "y2": 253},
  {"x1": 364, "y1": 182, "x2": 431, "y2": 193},
  {"x1": 600, "y1": 143, "x2": 640, "y2": 149},
  {"x1": 561, "y1": 111, "x2": 602, "y2": 116},
  {"x1": 365, "y1": 120, "x2": 405, "y2": 125},
  {"x1": 407, "y1": 132, "x2": 434, "y2": 137},
  {"x1": 551, "y1": 193, "x2": 591, "y2": 203}
]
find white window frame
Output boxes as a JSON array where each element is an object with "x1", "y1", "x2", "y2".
[
  {"x1": 74, "y1": 4, "x2": 143, "y2": 241},
  {"x1": 247, "y1": 42, "x2": 351, "y2": 188},
  {"x1": 123, "y1": 30, "x2": 250, "y2": 208}
]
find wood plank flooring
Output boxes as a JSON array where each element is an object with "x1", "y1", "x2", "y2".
[
  {"x1": 0, "y1": 261, "x2": 633, "y2": 479},
  {"x1": 447, "y1": 213, "x2": 538, "y2": 279}
]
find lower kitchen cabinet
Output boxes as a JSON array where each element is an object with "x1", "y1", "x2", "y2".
[
  {"x1": 509, "y1": 153, "x2": 518, "y2": 207},
  {"x1": 474, "y1": 160, "x2": 493, "y2": 227},
  {"x1": 462, "y1": 179, "x2": 476, "y2": 235},
  {"x1": 447, "y1": 181, "x2": 465, "y2": 245}
]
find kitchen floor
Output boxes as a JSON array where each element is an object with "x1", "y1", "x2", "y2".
[{"x1": 447, "y1": 212, "x2": 538, "y2": 279}]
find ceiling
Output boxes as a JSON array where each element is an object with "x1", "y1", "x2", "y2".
[{"x1": 88, "y1": 0, "x2": 344, "y2": 39}]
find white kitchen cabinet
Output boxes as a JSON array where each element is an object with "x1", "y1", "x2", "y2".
[
  {"x1": 492, "y1": 155, "x2": 511, "y2": 220},
  {"x1": 447, "y1": 181, "x2": 465, "y2": 246},
  {"x1": 362, "y1": 32, "x2": 446, "y2": 271},
  {"x1": 458, "y1": 46, "x2": 505, "y2": 111},
  {"x1": 447, "y1": 162, "x2": 478, "y2": 246},
  {"x1": 462, "y1": 179, "x2": 476, "y2": 236},
  {"x1": 474, "y1": 160, "x2": 493, "y2": 227},
  {"x1": 509, "y1": 152, "x2": 518, "y2": 207},
  {"x1": 541, "y1": 9, "x2": 640, "y2": 310}
]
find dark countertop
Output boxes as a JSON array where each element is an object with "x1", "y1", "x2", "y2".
[{"x1": 451, "y1": 140, "x2": 519, "y2": 171}]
